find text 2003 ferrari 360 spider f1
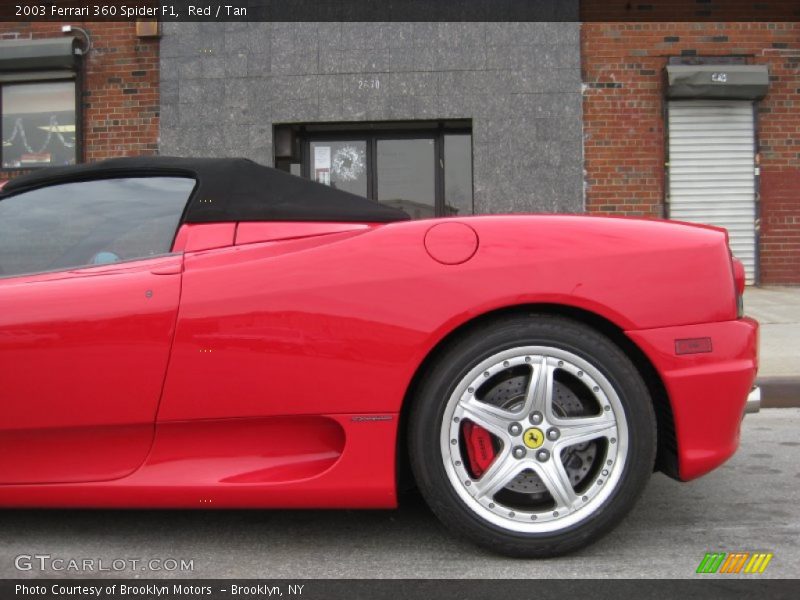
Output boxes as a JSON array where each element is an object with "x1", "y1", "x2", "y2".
[{"x1": 0, "y1": 157, "x2": 758, "y2": 557}]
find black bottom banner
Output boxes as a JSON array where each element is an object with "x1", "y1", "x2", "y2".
[{"x1": 3, "y1": 579, "x2": 799, "y2": 600}]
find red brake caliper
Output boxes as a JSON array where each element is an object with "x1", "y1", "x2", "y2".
[{"x1": 462, "y1": 421, "x2": 496, "y2": 478}]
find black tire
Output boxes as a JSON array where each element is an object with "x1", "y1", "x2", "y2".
[{"x1": 408, "y1": 314, "x2": 656, "y2": 557}]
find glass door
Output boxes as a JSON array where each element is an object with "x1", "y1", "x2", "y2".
[
  {"x1": 376, "y1": 137, "x2": 436, "y2": 219},
  {"x1": 308, "y1": 140, "x2": 368, "y2": 197},
  {"x1": 297, "y1": 122, "x2": 473, "y2": 219}
]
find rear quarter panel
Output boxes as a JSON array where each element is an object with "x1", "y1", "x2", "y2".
[{"x1": 158, "y1": 215, "x2": 735, "y2": 421}]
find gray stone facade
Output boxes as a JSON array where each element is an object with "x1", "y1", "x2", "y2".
[{"x1": 160, "y1": 21, "x2": 584, "y2": 213}]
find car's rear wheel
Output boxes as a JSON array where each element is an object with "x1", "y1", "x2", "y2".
[{"x1": 408, "y1": 314, "x2": 656, "y2": 557}]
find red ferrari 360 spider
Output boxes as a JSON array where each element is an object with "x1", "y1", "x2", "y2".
[{"x1": 0, "y1": 157, "x2": 759, "y2": 557}]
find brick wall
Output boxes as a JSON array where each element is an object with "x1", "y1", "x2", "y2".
[
  {"x1": 0, "y1": 21, "x2": 159, "y2": 181},
  {"x1": 582, "y1": 22, "x2": 800, "y2": 284}
]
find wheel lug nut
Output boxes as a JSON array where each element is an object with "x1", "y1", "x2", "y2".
[
  {"x1": 536, "y1": 449, "x2": 550, "y2": 462},
  {"x1": 530, "y1": 412, "x2": 543, "y2": 425},
  {"x1": 513, "y1": 446, "x2": 526, "y2": 459},
  {"x1": 508, "y1": 422, "x2": 522, "y2": 436},
  {"x1": 546, "y1": 427, "x2": 560, "y2": 441}
]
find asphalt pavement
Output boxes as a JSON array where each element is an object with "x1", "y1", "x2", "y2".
[{"x1": 1, "y1": 408, "x2": 798, "y2": 579}]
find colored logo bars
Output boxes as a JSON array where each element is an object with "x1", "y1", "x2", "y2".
[{"x1": 696, "y1": 552, "x2": 773, "y2": 574}]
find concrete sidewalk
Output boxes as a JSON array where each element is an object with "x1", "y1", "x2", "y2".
[{"x1": 745, "y1": 286, "x2": 800, "y2": 407}]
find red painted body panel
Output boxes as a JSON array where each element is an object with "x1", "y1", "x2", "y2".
[
  {"x1": 0, "y1": 215, "x2": 757, "y2": 506},
  {"x1": 235, "y1": 222, "x2": 373, "y2": 245},
  {"x1": 158, "y1": 217, "x2": 738, "y2": 423},
  {"x1": 627, "y1": 317, "x2": 758, "y2": 481},
  {"x1": 0, "y1": 414, "x2": 397, "y2": 508},
  {"x1": 172, "y1": 223, "x2": 236, "y2": 252},
  {"x1": 0, "y1": 255, "x2": 182, "y2": 484}
]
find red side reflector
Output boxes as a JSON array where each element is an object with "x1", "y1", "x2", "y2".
[{"x1": 675, "y1": 337, "x2": 713, "y2": 355}]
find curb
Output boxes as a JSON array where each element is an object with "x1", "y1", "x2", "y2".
[{"x1": 757, "y1": 376, "x2": 800, "y2": 408}]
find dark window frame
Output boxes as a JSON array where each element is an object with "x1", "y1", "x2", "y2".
[
  {"x1": 279, "y1": 121, "x2": 473, "y2": 218},
  {"x1": 0, "y1": 74, "x2": 82, "y2": 172}
]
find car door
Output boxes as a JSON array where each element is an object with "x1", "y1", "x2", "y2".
[{"x1": 0, "y1": 176, "x2": 194, "y2": 484}]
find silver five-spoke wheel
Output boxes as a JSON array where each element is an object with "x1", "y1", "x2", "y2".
[
  {"x1": 409, "y1": 315, "x2": 655, "y2": 557},
  {"x1": 441, "y1": 346, "x2": 628, "y2": 532}
]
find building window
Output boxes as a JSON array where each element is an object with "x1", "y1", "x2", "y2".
[
  {"x1": 275, "y1": 121, "x2": 473, "y2": 219},
  {"x1": 1, "y1": 80, "x2": 77, "y2": 169}
]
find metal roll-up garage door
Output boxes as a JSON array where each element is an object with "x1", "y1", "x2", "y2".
[{"x1": 667, "y1": 100, "x2": 757, "y2": 283}]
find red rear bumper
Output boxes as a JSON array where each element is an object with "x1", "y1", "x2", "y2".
[{"x1": 627, "y1": 317, "x2": 758, "y2": 481}]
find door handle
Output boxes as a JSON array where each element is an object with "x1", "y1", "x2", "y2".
[{"x1": 150, "y1": 263, "x2": 183, "y2": 275}]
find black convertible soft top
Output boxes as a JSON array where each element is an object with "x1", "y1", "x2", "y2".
[{"x1": 1, "y1": 156, "x2": 410, "y2": 224}]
